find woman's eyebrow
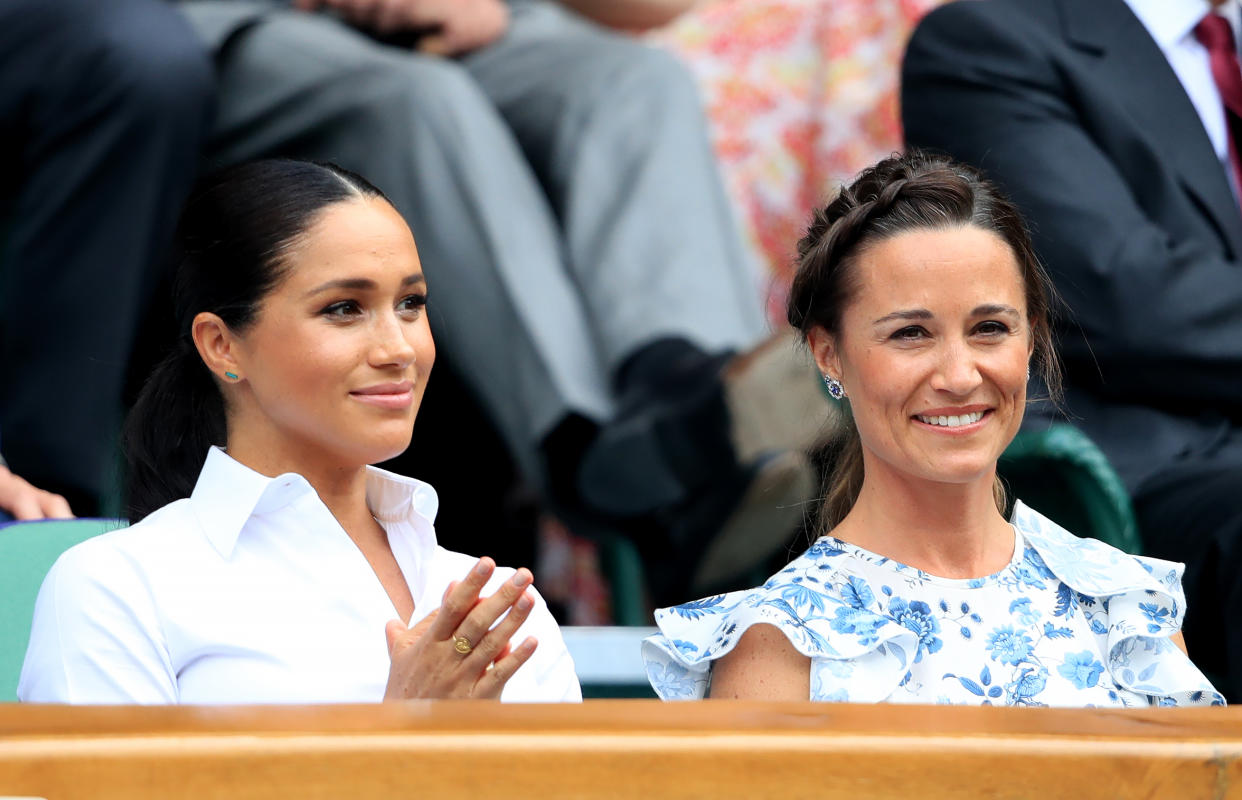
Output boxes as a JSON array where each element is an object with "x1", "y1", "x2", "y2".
[
  {"x1": 972, "y1": 303, "x2": 1020, "y2": 316},
  {"x1": 303, "y1": 273, "x2": 424, "y2": 297},
  {"x1": 872, "y1": 308, "x2": 933, "y2": 325}
]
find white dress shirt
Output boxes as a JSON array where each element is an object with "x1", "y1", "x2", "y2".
[
  {"x1": 1125, "y1": 0, "x2": 1242, "y2": 191},
  {"x1": 18, "y1": 447, "x2": 581, "y2": 704}
]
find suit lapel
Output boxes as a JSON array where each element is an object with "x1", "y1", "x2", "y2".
[{"x1": 1060, "y1": 0, "x2": 1242, "y2": 258}]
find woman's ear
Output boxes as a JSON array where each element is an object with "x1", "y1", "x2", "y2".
[
  {"x1": 806, "y1": 325, "x2": 842, "y2": 381},
  {"x1": 191, "y1": 312, "x2": 244, "y2": 383}
]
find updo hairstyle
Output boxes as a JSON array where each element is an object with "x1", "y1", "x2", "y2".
[{"x1": 787, "y1": 150, "x2": 1062, "y2": 531}]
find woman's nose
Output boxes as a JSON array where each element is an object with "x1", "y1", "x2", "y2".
[
  {"x1": 370, "y1": 312, "x2": 417, "y2": 367},
  {"x1": 930, "y1": 340, "x2": 982, "y2": 396}
]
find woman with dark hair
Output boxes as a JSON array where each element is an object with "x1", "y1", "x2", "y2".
[
  {"x1": 19, "y1": 159, "x2": 579, "y2": 703},
  {"x1": 643, "y1": 152, "x2": 1222, "y2": 706}
]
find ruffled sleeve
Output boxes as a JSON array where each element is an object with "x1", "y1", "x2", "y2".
[
  {"x1": 1013, "y1": 501, "x2": 1224, "y2": 706},
  {"x1": 642, "y1": 540, "x2": 925, "y2": 702}
]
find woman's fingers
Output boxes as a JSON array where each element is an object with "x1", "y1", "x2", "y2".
[
  {"x1": 386, "y1": 609, "x2": 440, "y2": 654},
  {"x1": 452, "y1": 568, "x2": 532, "y2": 649},
  {"x1": 473, "y1": 637, "x2": 538, "y2": 699},
  {"x1": 427, "y1": 558, "x2": 494, "y2": 640},
  {"x1": 384, "y1": 619, "x2": 407, "y2": 658},
  {"x1": 463, "y1": 587, "x2": 535, "y2": 670},
  {"x1": 40, "y1": 490, "x2": 74, "y2": 520},
  {"x1": 383, "y1": 560, "x2": 539, "y2": 701},
  {"x1": 0, "y1": 466, "x2": 74, "y2": 521}
]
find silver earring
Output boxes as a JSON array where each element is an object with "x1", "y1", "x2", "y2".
[{"x1": 822, "y1": 373, "x2": 846, "y2": 400}]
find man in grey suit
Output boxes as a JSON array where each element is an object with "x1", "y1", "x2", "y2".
[
  {"x1": 903, "y1": 0, "x2": 1242, "y2": 699},
  {"x1": 178, "y1": 0, "x2": 817, "y2": 600}
]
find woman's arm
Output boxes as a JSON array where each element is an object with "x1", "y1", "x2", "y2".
[
  {"x1": 19, "y1": 542, "x2": 178, "y2": 703},
  {"x1": 707, "y1": 623, "x2": 810, "y2": 700}
]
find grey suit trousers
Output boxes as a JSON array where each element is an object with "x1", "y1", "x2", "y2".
[{"x1": 180, "y1": 0, "x2": 767, "y2": 483}]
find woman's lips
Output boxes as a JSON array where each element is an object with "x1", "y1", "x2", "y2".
[{"x1": 350, "y1": 381, "x2": 415, "y2": 409}]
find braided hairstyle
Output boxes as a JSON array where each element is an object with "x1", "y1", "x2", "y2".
[{"x1": 787, "y1": 150, "x2": 1062, "y2": 531}]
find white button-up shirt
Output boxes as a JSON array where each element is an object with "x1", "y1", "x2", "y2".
[{"x1": 18, "y1": 447, "x2": 581, "y2": 704}]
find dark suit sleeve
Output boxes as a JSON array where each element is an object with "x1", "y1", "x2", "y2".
[{"x1": 901, "y1": 2, "x2": 1242, "y2": 412}]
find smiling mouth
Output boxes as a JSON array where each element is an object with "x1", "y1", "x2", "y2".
[{"x1": 915, "y1": 410, "x2": 987, "y2": 428}]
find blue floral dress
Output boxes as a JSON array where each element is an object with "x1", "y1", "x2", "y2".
[{"x1": 643, "y1": 501, "x2": 1224, "y2": 706}]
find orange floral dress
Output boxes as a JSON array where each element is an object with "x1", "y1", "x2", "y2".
[{"x1": 649, "y1": 0, "x2": 946, "y2": 323}]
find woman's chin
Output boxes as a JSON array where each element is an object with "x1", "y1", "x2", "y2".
[{"x1": 350, "y1": 432, "x2": 415, "y2": 468}]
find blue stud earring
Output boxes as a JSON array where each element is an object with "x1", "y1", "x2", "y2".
[
  {"x1": 822, "y1": 373, "x2": 846, "y2": 400},
  {"x1": 224, "y1": 372, "x2": 239, "y2": 381}
]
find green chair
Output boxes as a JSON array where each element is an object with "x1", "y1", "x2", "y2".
[
  {"x1": 0, "y1": 518, "x2": 122, "y2": 701},
  {"x1": 999, "y1": 424, "x2": 1141, "y2": 555}
]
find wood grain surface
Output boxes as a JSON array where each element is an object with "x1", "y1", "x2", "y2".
[{"x1": 2, "y1": 701, "x2": 1241, "y2": 799}]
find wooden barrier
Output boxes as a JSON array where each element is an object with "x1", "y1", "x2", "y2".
[{"x1": 2, "y1": 701, "x2": 1242, "y2": 799}]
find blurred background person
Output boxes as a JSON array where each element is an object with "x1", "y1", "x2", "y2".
[{"x1": 0, "y1": 0, "x2": 213, "y2": 516}]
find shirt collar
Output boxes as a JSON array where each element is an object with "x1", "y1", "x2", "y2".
[
  {"x1": 1124, "y1": 0, "x2": 1239, "y2": 50},
  {"x1": 190, "y1": 447, "x2": 440, "y2": 558}
]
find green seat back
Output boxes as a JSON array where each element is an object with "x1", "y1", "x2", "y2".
[
  {"x1": 999, "y1": 424, "x2": 1141, "y2": 554},
  {"x1": 0, "y1": 518, "x2": 123, "y2": 701}
]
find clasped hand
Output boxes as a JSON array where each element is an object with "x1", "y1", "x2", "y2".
[
  {"x1": 383, "y1": 557, "x2": 538, "y2": 700},
  {"x1": 293, "y1": 0, "x2": 509, "y2": 56}
]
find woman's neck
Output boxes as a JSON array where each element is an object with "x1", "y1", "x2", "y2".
[
  {"x1": 224, "y1": 437, "x2": 381, "y2": 546},
  {"x1": 831, "y1": 464, "x2": 1014, "y2": 580}
]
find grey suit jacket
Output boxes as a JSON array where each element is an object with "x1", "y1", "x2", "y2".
[{"x1": 902, "y1": 0, "x2": 1242, "y2": 490}]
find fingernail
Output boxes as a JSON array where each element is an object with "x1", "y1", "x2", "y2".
[
  {"x1": 475, "y1": 560, "x2": 490, "y2": 576},
  {"x1": 511, "y1": 571, "x2": 532, "y2": 589},
  {"x1": 516, "y1": 593, "x2": 533, "y2": 611}
]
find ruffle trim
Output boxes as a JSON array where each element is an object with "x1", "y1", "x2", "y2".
[
  {"x1": 644, "y1": 501, "x2": 1223, "y2": 705},
  {"x1": 1012, "y1": 502, "x2": 1222, "y2": 705}
]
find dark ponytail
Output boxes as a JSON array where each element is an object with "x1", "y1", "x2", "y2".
[
  {"x1": 123, "y1": 159, "x2": 387, "y2": 521},
  {"x1": 787, "y1": 150, "x2": 1063, "y2": 532}
]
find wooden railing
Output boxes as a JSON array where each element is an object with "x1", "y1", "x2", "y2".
[{"x1": 3, "y1": 702, "x2": 1241, "y2": 799}]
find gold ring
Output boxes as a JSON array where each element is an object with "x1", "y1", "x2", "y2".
[{"x1": 453, "y1": 634, "x2": 473, "y2": 655}]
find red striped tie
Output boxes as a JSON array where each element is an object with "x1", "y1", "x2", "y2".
[{"x1": 1196, "y1": 13, "x2": 1242, "y2": 201}]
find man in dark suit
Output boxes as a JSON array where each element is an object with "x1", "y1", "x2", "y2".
[
  {"x1": 903, "y1": 0, "x2": 1242, "y2": 699},
  {"x1": 0, "y1": 0, "x2": 213, "y2": 515}
]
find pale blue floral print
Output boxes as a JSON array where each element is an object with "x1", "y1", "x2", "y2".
[
  {"x1": 888, "y1": 598, "x2": 942, "y2": 662},
  {"x1": 987, "y1": 626, "x2": 1033, "y2": 666},
  {"x1": 1058, "y1": 650, "x2": 1105, "y2": 689},
  {"x1": 642, "y1": 501, "x2": 1224, "y2": 707}
]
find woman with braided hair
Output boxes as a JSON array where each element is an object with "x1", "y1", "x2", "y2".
[{"x1": 642, "y1": 151, "x2": 1223, "y2": 706}]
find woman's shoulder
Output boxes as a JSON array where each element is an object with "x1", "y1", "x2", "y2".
[
  {"x1": 643, "y1": 543, "x2": 918, "y2": 700},
  {"x1": 52, "y1": 500, "x2": 195, "y2": 567},
  {"x1": 1011, "y1": 500, "x2": 1182, "y2": 597},
  {"x1": 1011, "y1": 501, "x2": 1223, "y2": 706}
]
